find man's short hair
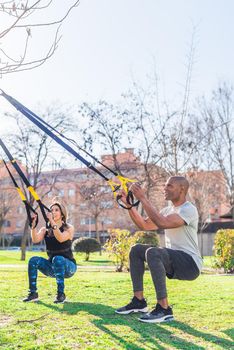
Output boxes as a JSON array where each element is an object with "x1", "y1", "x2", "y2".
[{"x1": 169, "y1": 176, "x2": 189, "y2": 193}]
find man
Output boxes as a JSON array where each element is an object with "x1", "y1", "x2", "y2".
[{"x1": 115, "y1": 176, "x2": 202, "y2": 323}]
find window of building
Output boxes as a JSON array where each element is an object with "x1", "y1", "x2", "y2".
[
  {"x1": 100, "y1": 186, "x2": 112, "y2": 193},
  {"x1": 80, "y1": 218, "x2": 96, "y2": 225},
  {"x1": 3, "y1": 220, "x2": 11, "y2": 227},
  {"x1": 100, "y1": 201, "x2": 113, "y2": 209},
  {"x1": 102, "y1": 218, "x2": 112, "y2": 224},
  {"x1": 80, "y1": 218, "x2": 86, "y2": 225},
  {"x1": 68, "y1": 189, "x2": 75, "y2": 197},
  {"x1": 16, "y1": 221, "x2": 23, "y2": 228},
  {"x1": 17, "y1": 207, "x2": 24, "y2": 214},
  {"x1": 58, "y1": 189, "x2": 64, "y2": 197}
]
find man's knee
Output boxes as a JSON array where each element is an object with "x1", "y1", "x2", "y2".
[
  {"x1": 129, "y1": 243, "x2": 145, "y2": 259},
  {"x1": 146, "y1": 247, "x2": 162, "y2": 264}
]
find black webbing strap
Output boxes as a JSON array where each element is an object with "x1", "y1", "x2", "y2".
[
  {"x1": 1, "y1": 90, "x2": 140, "y2": 209},
  {"x1": 0, "y1": 138, "x2": 50, "y2": 226},
  {"x1": 2, "y1": 159, "x2": 38, "y2": 228}
]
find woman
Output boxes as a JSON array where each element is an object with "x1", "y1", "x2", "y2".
[{"x1": 23, "y1": 200, "x2": 77, "y2": 303}]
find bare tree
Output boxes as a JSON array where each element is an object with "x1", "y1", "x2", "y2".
[
  {"x1": 187, "y1": 169, "x2": 229, "y2": 256},
  {"x1": 197, "y1": 82, "x2": 234, "y2": 217},
  {"x1": 79, "y1": 26, "x2": 199, "y2": 201},
  {"x1": 79, "y1": 100, "x2": 132, "y2": 175},
  {"x1": 0, "y1": 189, "x2": 14, "y2": 247},
  {"x1": 78, "y1": 178, "x2": 112, "y2": 243},
  {"x1": 0, "y1": 0, "x2": 79, "y2": 75},
  {"x1": 3, "y1": 103, "x2": 74, "y2": 259}
]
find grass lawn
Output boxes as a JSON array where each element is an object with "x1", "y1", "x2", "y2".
[
  {"x1": 0, "y1": 252, "x2": 233, "y2": 350},
  {"x1": 0, "y1": 250, "x2": 114, "y2": 266}
]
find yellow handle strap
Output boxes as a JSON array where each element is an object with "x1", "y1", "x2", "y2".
[
  {"x1": 16, "y1": 188, "x2": 27, "y2": 201},
  {"x1": 107, "y1": 175, "x2": 138, "y2": 198},
  {"x1": 116, "y1": 175, "x2": 138, "y2": 193},
  {"x1": 28, "y1": 186, "x2": 40, "y2": 201},
  {"x1": 107, "y1": 179, "x2": 121, "y2": 198}
]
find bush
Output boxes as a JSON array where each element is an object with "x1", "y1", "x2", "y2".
[
  {"x1": 104, "y1": 229, "x2": 140, "y2": 272},
  {"x1": 72, "y1": 237, "x2": 101, "y2": 261},
  {"x1": 213, "y1": 229, "x2": 234, "y2": 273},
  {"x1": 136, "y1": 231, "x2": 159, "y2": 246}
]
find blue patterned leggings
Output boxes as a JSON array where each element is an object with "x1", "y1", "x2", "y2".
[{"x1": 28, "y1": 255, "x2": 77, "y2": 293}]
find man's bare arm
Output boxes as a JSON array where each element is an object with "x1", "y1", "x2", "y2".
[
  {"x1": 140, "y1": 197, "x2": 185, "y2": 229},
  {"x1": 128, "y1": 207, "x2": 158, "y2": 230}
]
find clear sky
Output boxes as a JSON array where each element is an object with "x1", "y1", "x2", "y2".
[{"x1": 0, "y1": 0, "x2": 234, "y2": 134}]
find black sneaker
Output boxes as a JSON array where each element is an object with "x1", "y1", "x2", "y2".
[
  {"x1": 23, "y1": 292, "x2": 39, "y2": 302},
  {"x1": 115, "y1": 296, "x2": 148, "y2": 314},
  {"x1": 54, "y1": 292, "x2": 66, "y2": 304},
  {"x1": 139, "y1": 303, "x2": 174, "y2": 323}
]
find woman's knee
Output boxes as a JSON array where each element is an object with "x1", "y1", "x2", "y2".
[
  {"x1": 52, "y1": 255, "x2": 65, "y2": 266},
  {"x1": 28, "y1": 256, "x2": 41, "y2": 266}
]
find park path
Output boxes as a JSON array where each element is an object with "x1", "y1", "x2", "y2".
[
  {"x1": 0, "y1": 264, "x2": 116, "y2": 270},
  {"x1": 0, "y1": 264, "x2": 232, "y2": 275}
]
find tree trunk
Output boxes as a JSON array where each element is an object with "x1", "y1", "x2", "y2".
[
  {"x1": 116, "y1": 263, "x2": 123, "y2": 272},
  {"x1": 20, "y1": 220, "x2": 30, "y2": 261},
  {"x1": 95, "y1": 219, "x2": 100, "y2": 243}
]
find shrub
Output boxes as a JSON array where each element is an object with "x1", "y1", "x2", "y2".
[
  {"x1": 104, "y1": 229, "x2": 140, "y2": 272},
  {"x1": 136, "y1": 231, "x2": 159, "y2": 246},
  {"x1": 213, "y1": 229, "x2": 234, "y2": 273},
  {"x1": 72, "y1": 237, "x2": 101, "y2": 261}
]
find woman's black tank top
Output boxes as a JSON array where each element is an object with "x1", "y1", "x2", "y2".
[{"x1": 44, "y1": 224, "x2": 76, "y2": 264}]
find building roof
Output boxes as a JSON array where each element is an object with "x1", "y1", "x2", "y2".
[
  {"x1": 202, "y1": 221, "x2": 234, "y2": 233},
  {"x1": 220, "y1": 207, "x2": 234, "y2": 219}
]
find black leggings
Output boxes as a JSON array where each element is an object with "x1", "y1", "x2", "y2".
[{"x1": 129, "y1": 244, "x2": 200, "y2": 300}]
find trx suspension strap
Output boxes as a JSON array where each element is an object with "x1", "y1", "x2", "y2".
[
  {"x1": 0, "y1": 138, "x2": 51, "y2": 226},
  {"x1": 1, "y1": 90, "x2": 139, "y2": 209},
  {"x1": 1, "y1": 159, "x2": 38, "y2": 228}
]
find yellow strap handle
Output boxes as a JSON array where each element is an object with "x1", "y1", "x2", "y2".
[
  {"x1": 107, "y1": 179, "x2": 121, "y2": 198},
  {"x1": 16, "y1": 188, "x2": 27, "y2": 201},
  {"x1": 116, "y1": 175, "x2": 138, "y2": 193},
  {"x1": 28, "y1": 186, "x2": 40, "y2": 201},
  {"x1": 108, "y1": 175, "x2": 138, "y2": 198}
]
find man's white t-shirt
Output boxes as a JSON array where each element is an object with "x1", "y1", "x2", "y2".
[{"x1": 160, "y1": 201, "x2": 203, "y2": 271}]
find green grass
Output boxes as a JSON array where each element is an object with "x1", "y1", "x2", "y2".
[
  {"x1": 0, "y1": 252, "x2": 233, "y2": 350},
  {"x1": 0, "y1": 251, "x2": 114, "y2": 266},
  {"x1": 202, "y1": 256, "x2": 216, "y2": 268}
]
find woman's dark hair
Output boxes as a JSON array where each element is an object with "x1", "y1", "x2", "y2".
[{"x1": 50, "y1": 199, "x2": 69, "y2": 228}]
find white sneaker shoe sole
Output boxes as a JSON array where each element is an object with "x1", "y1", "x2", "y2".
[
  {"x1": 115, "y1": 307, "x2": 148, "y2": 315},
  {"x1": 139, "y1": 315, "x2": 174, "y2": 323}
]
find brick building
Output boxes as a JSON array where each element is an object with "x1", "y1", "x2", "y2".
[{"x1": 0, "y1": 149, "x2": 232, "y2": 252}]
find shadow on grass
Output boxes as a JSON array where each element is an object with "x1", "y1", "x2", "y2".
[
  {"x1": 222, "y1": 328, "x2": 234, "y2": 341},
  {"x1": 37, "y1": 301, "x2": 233, "y2": 350},
  {"x1": 166, "y1": 321, "x2": 234, "y2": 349}
]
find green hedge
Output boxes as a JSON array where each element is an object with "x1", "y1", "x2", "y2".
[{"x1": 213, "y1": 229, "x2": 234, "y2": 273}]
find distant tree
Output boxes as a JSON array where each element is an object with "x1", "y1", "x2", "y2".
[
  {"x1": 136, "y1": 230, "x2": 159, "y2": 247},
  {"x1": 104, "y1": 229, "x2": 140, "y2": 272},
  {"x1": 0, "y1": 190, "x2": 14, "y2": 247},
  {"x1": 197, "y1": 82, "x2": 234, "y2": 217},
  {"x1": 79, "y1": 100, "x2": 132, "y2": 175},
  {"x1": 79, "y1": 27, "x2": 199, "y2": 202},
  {"x1": 3, "y1": 103, "x2": 74, "y2": 260},
  {"x1": 78, "y1": 178, "x2": 113, "y2": 243},
  {"x1": 214, "y1": 229, "x2": 234, "y2": 273},
  {"x1": 72, "y1": 237, "x2": 101, "y2": 261},
  {"x1": 187, "y1": 169, "x2": 229, "y2": 257},
  {"x1": 0, "y1": 1, "x2": 79, "y2": 75}
]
